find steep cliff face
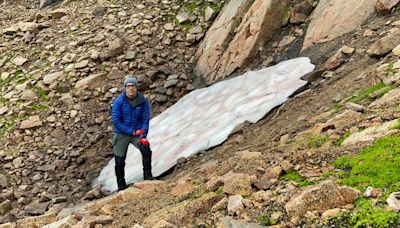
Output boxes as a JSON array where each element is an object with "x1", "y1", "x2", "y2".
[{"x1": 1, "y1": 0, "x2": 400, "y2": 227}]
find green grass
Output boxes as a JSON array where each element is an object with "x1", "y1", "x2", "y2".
[
  {"x1": 0, "y1": 114, "x2": 26, "y2": 137},
  {"x1": 391, "y1": 118, "x2": 400, "y2": 130},
  {"x1": 256, "y1": 215, "x2": 277, "y2": 226},
  {"x1": 308, "y1": 135, "x2": 329, "y2": 148},
  {"x1": 333, "y1": 134, "x2": 400, "y2": 190},
  {"x1": 348, "y1": 83, "x2": 393, "y2": 104},
  {"x1": 214, "y1": 186, "x2": 224, "y2": 195},
  {"x1": 326, "y1": 198, "x2": 400, "y2": 228},
  {"x1": 185, "y1": 1, "x2": 198, "y2": 13},
  {"x1": 328, "y1": 135, "x2": 400, "y2": 227},
  {"x1": 280, "y1": 171, "x2": 316, "y2": 187},
  {"x1": 33, "y1": 86, "x2": 49, "y2": 101},
  {"x1": 331, "y1": 102, "x2": 344, "y2": 113}
]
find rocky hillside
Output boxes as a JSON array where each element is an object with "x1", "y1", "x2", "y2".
[{"x1": 1, "y1": 0, "x2": 400, "y2": 227}]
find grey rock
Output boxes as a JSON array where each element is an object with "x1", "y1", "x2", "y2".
[
  {"x1": 37, "y1": 164, "x2": 56, "y2": 172},
  {"x1": 93, "y1": 6, "x2": 107, "y2": 17},
  {"x1": 75, "y1": 60, "x2": 89, "y2": 69},
  {"x1": 125, "y1": 51, "x2": 136, "y2": 60},
  {"x1": 164, "y1": 79, "x2": 179, "y2": 88},
  {"x1": 43, "y1": 71, "x2": 64, "y2": 85},
  {"x1": 25, "y1": 201, "x2": 50, "y2": 215},
  {"x1": 0, "y1": 174, "x2": 9, "y2": 189}
]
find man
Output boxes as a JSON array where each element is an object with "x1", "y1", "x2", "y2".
[{"x1": 111, "y1": 76, "x2": 154, "y2": 191}]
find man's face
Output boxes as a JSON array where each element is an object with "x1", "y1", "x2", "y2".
[{"x1": 125, "y1": 84, "x2": 137, "y2": 98}]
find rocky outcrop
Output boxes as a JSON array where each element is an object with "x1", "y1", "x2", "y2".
[
  {"x1": 303, "y1": 0, "x2": 378, "y2": 50},
  {"x1": 194, "y1": 0, "x2": 253, "y2": 81},
  {"x1": 195, "y1": 0, "x2": 287, "y2": 84},
  {"x1": 143, "y1": 193, "x2": 223, "y2": 227},
  {"x1": 285, "y1": 181, "x2": 360, "y2": 217}
]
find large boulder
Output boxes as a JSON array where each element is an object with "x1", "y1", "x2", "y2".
[
  {"x1": 285, "y1": 181, "x2": 360, "y2": 217},
  {"x1": 194, "y1": 0, "x2": 253, "y2": 80},
  {"x1": 210, "y1": 0, "x2": 287, "y2": 83},
  {"x1": 303, "y1": 0, "x2": 377, "y2": 50}
]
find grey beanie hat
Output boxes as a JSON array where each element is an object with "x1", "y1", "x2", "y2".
[{"x1": 123, "y1": 76, "x2": 138, "y2": 87}]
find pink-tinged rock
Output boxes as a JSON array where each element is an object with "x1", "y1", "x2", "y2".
[
  {"x1": 376, "y1": 0, "x2": 400, "y2": 14},
  {"x1": 223, "y1": 173, "x2": 254, "y2": 197},
  {"x1": 171, "y1": 182, "x2": 194, "y2": 197},
  {"x1": 303, "y1": 0, "x2": 377, "y2": 50},
  {"x1": 285, "y1": 181, "x2": 360, "y2": 217},
  {"x1": 20, "y1": 116, "x2": 42, "y2": 129},
  {"x1": 194, "y1": 0, "x2": 253, "y2": 80},
  {"x1": 210, "y1": 0, "x2": 287, "y2": 83}
]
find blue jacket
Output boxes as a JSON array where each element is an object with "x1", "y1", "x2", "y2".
[{"x1": 111, "y1": 92, "x2": 150, "y2": 137}]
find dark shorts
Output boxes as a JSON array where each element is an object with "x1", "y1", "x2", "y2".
[{"x1": 112, "y1": 133, "x2": 140, "y2": 157}]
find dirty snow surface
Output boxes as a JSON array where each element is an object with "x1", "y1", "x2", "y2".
[{"x1": 95, "y1": 57, "x2": 315, "y2": 193}]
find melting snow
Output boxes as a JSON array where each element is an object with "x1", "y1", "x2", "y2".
[{"x1": 95, "y1": 57, "x2": 315, "y2": 193}]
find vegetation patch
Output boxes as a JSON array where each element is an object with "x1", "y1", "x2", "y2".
[
  {"x1": 348, "y1": 83, "x2": 393, "y2": 105},
  {"x1": 335, "y1": 131, "x2": 351, "y2": 146},
  {"x1": 308, "y1": 135, "x2": 329, "y2": 148},
  {"x1": 280, "y1": 171, "x2": 315, "y2": 187},
  {"x1": 256, "y1": 214, "x2": 277, "y2": 226},
  {"x1": 333, "y1": 134, "x2": 400, "y2": 190},
  {"x1": 325, "y1": 198, "x2": 400, "y2": 228}
]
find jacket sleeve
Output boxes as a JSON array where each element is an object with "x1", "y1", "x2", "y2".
[
  {"x1": 112, "y1": 97, "x2": 134, "y2": 135},
  {"x1": 141, "y1": 98, "x2": 150, "y2": 138}
]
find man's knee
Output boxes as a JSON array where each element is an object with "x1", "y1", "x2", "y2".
[{"x1": 115, "y1": 155, "x2": 126, "y2": 167}]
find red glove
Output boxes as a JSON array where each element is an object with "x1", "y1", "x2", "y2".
[
  {"x1": 133, "y1": 129, "x2": 145, "y2": 136},
  {"x1": 138, "y1": 138, "x2": 150, "y2": 146}
]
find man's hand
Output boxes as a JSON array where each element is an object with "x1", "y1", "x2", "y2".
[
  {"x1": 133, "y1": 129, "x2": 145, "y2": 136},
  {"x1": 138, "y1": 138, "x2": 150, "y2": 146}
]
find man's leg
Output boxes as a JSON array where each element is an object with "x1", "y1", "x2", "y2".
[
  {"x1": 134, "y1": 140, "x2": 154, "y2": 180},
  {"x1": 112, "y1": 134, "x2": 131, "y2": 191}
]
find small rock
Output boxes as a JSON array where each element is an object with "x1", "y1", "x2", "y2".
[
  {"x1": 93, "y1": 6, "x2": 107, "y2": 17},
  {"x1": 0, "y1": 199, "x2": 12, "y2": 215},
  {"x1": 227, "y1": 195, "x2": 243, "y2": 214},
  {"x1": 51, "y1": 9, "x2": 68, "y2": 19},
  {"x1": 20, "y1": 115, "x2": 42, "y2": 129},
  {"x1": 75, "y1": 60, "x2": 89, "y2": 69},
  {"x1": 12, "y1": 56, "x2": 28, "y2": 66},
  {"x1": 393, "y1": 44, "x2": 400, "y2": 56},
  {"x1": 205, "y1": 6, "x2": 216, "y2": 21},
  {"x1": 170, "y1": 182, "x2": 194, "y2": 197},
  {"x1": 322, "y1": 208, "x2": 341, "y2": 219},
  {"x1": 387, "y1": 192, "x2": 400, "y2": 212},
  {"x1": 163, "y1": 23, "x2": 174, "y2": 31},
  {"x1": 0, "y1": 174, "x2": 9, "y2": 189},
  {"x1": 43, "y1": 71, "x2": 64, "y2": 85},
  {"x1": 25, "y1": 201, "x2": 50, "y2": 215}
]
